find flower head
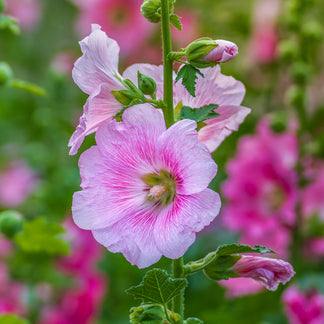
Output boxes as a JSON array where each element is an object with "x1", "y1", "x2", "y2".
[
  {"x1": 72, "y1": 104, "x2": 221, "y2": 268},
  {"x1": 231, "y1": 255, "x2": 295, "y2": 291}
]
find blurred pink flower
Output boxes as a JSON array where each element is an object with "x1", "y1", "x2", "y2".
[
  {"x1": 231, "y1": 255, "x2": 295, "y2": 291},
  {"x1": 220, "y1": 277, "x2": 264, "y2": 298},
  {"x1": 283, "y1": 286, "x2": 324, "y2": 324},
  {"x1": 72, "y1": 104, "x2": 221, "y2": 268},
  {"x1": 51, "y1": 52, "x2": 76, "y2": 76},
  {"x1": 0, "y1": 161, "x2": 37, "y2": 207},
  {"x1": 4, "y1": 0, "x2": 41, "y2": 30},
  {"x1": 249, "y1": 0, "x2": 281, "y2": 63},
  {"x1": 73, "y1": 0, "x2": 151, "y2": 55},
  {"x1": 222, "y1": 118, "x2": 298, "y2": 257}
]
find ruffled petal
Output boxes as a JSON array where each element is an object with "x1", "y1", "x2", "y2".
[
  {"x1": 154, "y1": 189, "x2": 221, "y2": 259},
  {"x1": 72, "y1": 24, "x2": 124, "y2": 95},
  {"x1": 157, "y1": 119, "x2": 217, "y2": 195},
  {"x1": 198, "y1": 105, "x2": 251, "y2": 152}
]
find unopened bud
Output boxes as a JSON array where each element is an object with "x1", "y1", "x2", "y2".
[
  {"x1": 129, "y1": 304, "x2": 164, "y2": 324},
  {"x1": 141, "y1": 0, "x2": 162, "y2": 23},
  {"x1": 138, "y1": 71, "x2": 157, "y2": 97},
  {"x1": 185, "y1": 38, "x2": 238, "y2": 68},
  {"x1": 0, "y1": 210, "x2": 23, "y2": 238},
  {"x1": 112, "y1": 90, "x2": 135, "y2": 105},
  {"x1": 0, "y1": 62, "x2": 13, "y2": 86}
]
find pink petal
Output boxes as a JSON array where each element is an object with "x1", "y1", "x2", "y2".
[
  {"x1": 198, "y1": 105, "x2": 251, "y2": 152},
  {"x1": 72, "y1": 24, "x2": 123, "y2": 95}
]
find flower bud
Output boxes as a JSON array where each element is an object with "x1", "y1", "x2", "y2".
[
  {"x1": 129, "y1": 304, "x2": 164, "y2": 324},
  {"x1": 141, "y1": 0, "x2": 162, "y2": 23},
  {"x1": 185, "y1": 38, "x2": 238, "y2": 68},
  {"x1": 0, "y1": 62, "x2": 13, "y2": 86},
  {"x1": 231, "y1": 255, "x2": 295, "y2": 291},
  {"x1": 112, "y1": 89, "x2": 135, "y2": 106},
  {"x1": 0, "y1": 210, "x2": 23, "y2": 238},
  {"x1": 138, "y1": 71, "x2": 157, "y2": 97}
]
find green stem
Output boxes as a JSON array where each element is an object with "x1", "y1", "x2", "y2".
[
  {"x1": 11, "y1": 78, "x2": 46, "y2": 96},
  {"x1": 172, "y1": 257, "x2": 185, "y2": 321},
  {"x1": 161, "y1": 0, "x2": 174, "y2": 128}
]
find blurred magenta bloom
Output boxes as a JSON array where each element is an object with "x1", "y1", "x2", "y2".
[
  {"x1": 249, "y1": 0, "x2": 281, "y2": 63},
  {"x1": 231, "y1": 255, "x2": 295, "y2": 291},
  {"x1": 220, "y1": 277, "x2": 264, "y2": 298},
  {"x1": 4, "y1": 0, "x2": 41, "y2": 30},
  {"x1": 72, "y1": 104, "x2": 221, "y2": 268},
  {"x1": 0, "y1": 161, "x2": 37, "y2": 207},
  {"x1": 202, "y1": 40, "x2": 239, "y2": 63},
  {"x1": 73, "y1": 0, "x2": 151, "y2": 54},
  {"x1": 283, "y1": 286, "x2": 324, "y2": 324},
  {"x1": 222, "y1": 118, "x2": 298, "y2": 257}
]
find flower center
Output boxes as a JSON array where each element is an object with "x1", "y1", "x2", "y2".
[{"x1": 142, "y1": 170, "x2": 176, "y2": 205}]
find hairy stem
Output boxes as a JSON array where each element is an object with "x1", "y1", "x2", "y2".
[{"x1": 161, "y1": 0, "x2": 174, "y2": 128}]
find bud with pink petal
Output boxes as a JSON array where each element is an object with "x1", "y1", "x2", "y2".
[
  {"x1": 231, "y1": 255, "x2": 295, "y2": 291},
  {"x1": 185, "y1": 38, "x2": 238, "y2": 68}
]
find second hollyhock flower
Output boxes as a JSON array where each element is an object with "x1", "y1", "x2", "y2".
[{"x1": 72, "y1": 104, "x2": 221, "y2": 268}]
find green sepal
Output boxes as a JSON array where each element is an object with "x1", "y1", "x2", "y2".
[
  {"x1": 129, "y1": 303, "x2": 164, "y2": 324},
  {"x1": 112, "y1": 89, "x2": 136, "y2": 105},
  {"x1": 14, "y1": 217, "x2": 69, "y2": 256},
  {"x1": 170, "y1": 14, "x2": 182, "y2": 31},
  {"x1": 184, "y1": 318, "x2": 204, "y2": 324},
  {"x1": 126, "y1": 269, "x2": 187, "y2": 306},
  {"x1": 175, "y1": 64, "x2": 204, "y2": 97},
  {"x1": 0, "y1": 14, "x2": 20, "y2": 34},
  {"x1": 0, "y1": 210, "x2": 23, "y2": 238},
  {"x1": 0, "y1": 314, "x2": 30, "y2": 324},
  {"x1": 180, "y1": 104, "x2": 219, "y2": 123}
]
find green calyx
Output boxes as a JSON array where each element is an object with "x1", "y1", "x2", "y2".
[
  {"x1": 185, "y1": 38, "x2": 218, "y2": 68},
  {"x1": 0, "y1": 210, "x2": 23, "y2": 238},
  {"x1": 138, "y1": 71, "x2": 157, "y2": 98},
  {"x1": 141, "y1": 0, "x2": 175, "y2": 23},
  {"x1": 130, "y1": 304, "x2": 164, "y2": 324},
  {"x1": 142, "y1": 170, "x2": 176, "y2": 205}
]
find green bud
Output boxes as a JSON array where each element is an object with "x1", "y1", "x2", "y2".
[
  {"x1": 0, "y1": 62, "x2": 13, "y2": 86},
  {"x1": 270, "y1": 111, "x2": 288, "y2": 133},
  {"x1": 0, "y1": 210, "x2": 23, "y2": 238},
  {"x1": 141, "y1": 0, "x2": 162, "y2": 23},
  {"x1": 112, "y1": 89, "x2": 135, "y2": 105},
  {"x1": 137, "y1": 71, "x2": 157, "y2": 97},
  {"x1": 292, "y1": 62, "x2": 311, "y2": 85},
  {"x1": 302, "y1": 21, "x2": 323, "y2": 42},
  {"x1": 285, "y1": 85, "x2": 305, "y2": 108},
  {"x1": 129, "y1": 304, "x2": 164, "y2": 324}
]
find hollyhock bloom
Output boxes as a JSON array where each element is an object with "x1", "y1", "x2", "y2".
[
  {"x1": 231, "y1": 255, "x2": 295, "y2": 291},
  {"x1": 0, "y1": 161, "x2": 37, "y2": 207},
  {"x1": 4, "y1": 0, "x2": 41, "y2": 30},
  {"x1": 222, "y1": 118, "x2": 298, "y2": 257},
  {"x1": 69, "y1": 25, "x2": 250, "y2": 154},
  {"x1": 220, "y1": 277, "x2": 264, "y2": 298},
  {"x1": 202, "y1": 40, "x2": 239, "y2": 64},
  {"x1": 282, "y1": 286, "x2": 324, "y2": 324},
  {"x1": 73, "y1": 0, "x2": 151, "y2": 54},
  {"x1": 72, "y1": 104, "x2": 221, "y2": 268}
]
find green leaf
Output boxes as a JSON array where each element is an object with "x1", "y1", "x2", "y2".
[
  {"x1": 185, "y1": 318, "x2": 204, "y2": 324},
  {"x1": 0, "y1": 15, "x2": 20, "y2": 34},
  {"x1": 170, "y1": 14, "x2": 182, "y2": 31},
  {"x1": 0, "y1": 314, "x2": 30, "y2": 324},
  {"x1": 14, "y1": 217, "x2": 69, "y2": 256},
  {"x1": 216, "y1": 244, "x2": 276, "y2": 256},
  {"x1": 180, "y1": 104, "x2": 219, "y2": 123},
  {"x1": 126, "y1": 269, "x2": 187, "y2": 306},
  {"x1": 175, "y1": 64, "x2": 204, "y2": 97}
]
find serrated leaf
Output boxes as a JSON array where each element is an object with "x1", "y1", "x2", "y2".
[
  {"x1": 126, "y1": 269, "x2": 187, "y2": 306},
  {"x1": 0, "y1": 15, "x2": 20, "y2": 34},
  {"x1": 14, "y1": 218, "x2": 69, "y2": 256},
  {"x1": 0, "y1": 314, "x2": 30, "y2": 324},
  {"x1": 180, "y1": 104, "x2": 219, "y2": 123},
  {"x1": 216, "y1": 244, "x2": 276, "y2": 256},
  {"x1": 170, "y1": 14, "x2": 182, "y2": 31},
  {"x1": 175, "y1": 65, "x2": 204, "y2": 97}
]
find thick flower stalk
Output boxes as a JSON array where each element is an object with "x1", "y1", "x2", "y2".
[{"x1": 72, "y1": 104, "x2": 221, "y2": 268}]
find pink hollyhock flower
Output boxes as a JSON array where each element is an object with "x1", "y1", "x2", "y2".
[
  {"x1": 220, "y1": 277, "x2": 264, "y2": 298},
  {"x1": 0, "y1": 161, "x2": 37, "y2": 207},
  {"x1": 231, "y1": 255, "x2": 295, "y2": 291},
  {"x1": 282, "y1": 286, "x2": 324, "y2": 324},
  {"x1": 202, "y1": 40, "x2": 239, "y2": 64},
  {"x1": 72, "y1": 104, "x2": 221, "y2": 268},
  {"x1": 222, "y1": 118, "x2": 298, "y2": 257},
  {"x1": 4, "y1": 0, "x2": 41, "y2": 30},
  {"x1": 73, "y1": 0, "x2": 151, "y2": 55}
]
